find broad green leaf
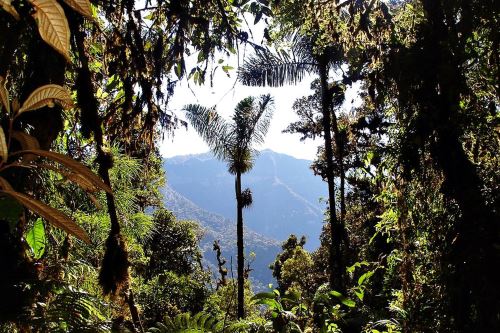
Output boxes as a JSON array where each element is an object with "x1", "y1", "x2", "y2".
[
  {"x1": 197, "y1": 51, "x2": 206, "y2": 63},
  {"x1": 25, "y1": 218, "x2": 46, "y2": 259},
  {"x1": 254, "y1": 298, "x2": 282, "y2": 311},
  {"x1": 353, "y1": 287, "x2": 364, "y2": 301},
  {"x1": 251, "y1": 292, "x2": 276, "y2": 301},
  {"x1": 175, "y1": 62, "x2": 183, "y2": 79},
  {"x1": 358, "y1": 270, "x2": 375, "y2": 286},
  {"x1": 347, "y1": 261, "x2": 369, "y2": 273},
  {"x1": 330, "y1": 290, "x2": 356, "y2": 308}
]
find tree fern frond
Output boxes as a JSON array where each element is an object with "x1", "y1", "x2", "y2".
[
  {"x1": 147, "y1": 312, "x2": 226, "y2": 332},
  {"x1": 33, "y1": 286, "x2": 110, "y2": 332}
]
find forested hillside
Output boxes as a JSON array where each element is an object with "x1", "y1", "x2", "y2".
[
  {"x1": 0, "y1": 0, "x2": 498, "y2": 332},
  {"x1": 162, "y1": 183, "x2": 280, "y2": 288}
]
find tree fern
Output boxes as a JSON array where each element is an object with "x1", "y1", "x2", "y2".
[
  {"x1": 148, "y1": 312, "x2": 224, "y2": 333},
  {"x1": 32, "y1": 285, "x2": 111, "y2": 332},
  {"x1": 147, "y1": 312, "x2": 260, "y2": 333}
]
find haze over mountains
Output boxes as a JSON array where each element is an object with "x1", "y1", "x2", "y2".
[
  {"x1": 164, "y1": 150, "x2": 327, "y2": 247},
  {"x1": 161, "y1": 149, "x2": 328, "y2": 286}
]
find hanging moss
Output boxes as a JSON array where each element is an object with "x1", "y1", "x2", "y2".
[{"x1": 98, "y1": 232, "x2": 130, "y2": 296}]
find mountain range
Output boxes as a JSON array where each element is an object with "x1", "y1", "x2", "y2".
[{"x1": 161, "y1": 149, "x2": 328, "y2": 287}]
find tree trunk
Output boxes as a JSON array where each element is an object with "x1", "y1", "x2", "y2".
[
  {"x1": 73, "y1": 18, "x2": 130, "y2": 298},
  {"x1": 331, "y1": 106, "x2": 348, "y2": 256},
  {"x1": 235, "y1": 171, "x2": 245, "y2": 319},
  {"x1": 318, "y1": 58, "x2": 344, "y2": 292}
]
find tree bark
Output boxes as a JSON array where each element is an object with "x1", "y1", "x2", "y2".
[
  {"x1": 318, "y1": 58, "x2": 344, "y2": 292},
  {"x1": 235, "y1": 171, "x2": 245, "y2": 319},
  {"x1": 331, "y1": 103, "x2": 348, "y2": 255}
]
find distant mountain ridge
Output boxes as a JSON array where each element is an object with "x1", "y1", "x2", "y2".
[{"x1": 163, "y1": 149, "x2": 327, "y2": 249}]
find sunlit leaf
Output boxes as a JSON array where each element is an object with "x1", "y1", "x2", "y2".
[
  {"x1": 25, "y1": 218, "x2": 46, "y2": 259},
  {"x1": 15, "y1": 149, "x2": 112, "y2": 194},
  {"x1": 1, "y1": 190, "x2": 90, "y2": 243},
  {"x1": 29, "y1": 0, "x2": 71, "y2": 62},
  {"x1": 18, "y1": 84, "x2": 73, "y2": 114},
  {"x1": 62, "y1": 0, "x2": 92, "y2": 18},
  {"x1": 0, "y1": 127, "x2": 8, "y2": 162},
  {"x1": 0, "y1": 76, "x2": 10, "y2": 114},
  {"x1": 0, "y1": 0, "x2": 20, "y2": 20},
  {"x1": 251, "y1": 292, "x2": 276, "y2": 301},
  {"x1": 330, "y1": 290, "x2": 356, "y2": 308},
  {"x1": 358, "y1": 270, "x2": 375, "y2": 286}
]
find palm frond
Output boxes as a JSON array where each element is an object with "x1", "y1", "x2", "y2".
[
  {"x1": 249, "y1": 94, "x2": 274, "y2": 147},
  {"x1": 227, "y1": 94, "x2": 274, "y2": 174},
  {"x1": 238, "y1": 34, "x2": 317, "y2": 87},
  {"x1": 183, "y1": 104, "x2": 231, "y2": 160}
]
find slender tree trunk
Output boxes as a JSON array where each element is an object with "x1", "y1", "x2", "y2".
[
  {"x1": 331, "y1": 110, "x2": 348, "y2": 253},
  {"x1": 318, "y1": 58, "x2": 344, "y2": 292},
  {"x1": 126, "y1": 289, "x2": 144, "y2": 332},
  {"x1": 73, "y1": 19, "x2": 137, "y2": 329},
  {"x1": 235, "y1": 171, "x2": 245, "y2": 319}
]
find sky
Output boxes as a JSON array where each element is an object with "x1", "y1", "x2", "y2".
[
  {"x1": 159, "y1": 70, "x2": 321, "y2": 160},
  {"x1": 158, "y1": 15, "x2": 362, "y2": 161},
  {"x1": 157, "y1": 12, "x2": 323, "y2": 161},
  {"x1": 159, "y1": 67, "x2": 361, "y2": 160}
]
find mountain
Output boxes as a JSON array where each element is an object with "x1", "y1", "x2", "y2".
[
  {"x1": 161, "y1": 184, "x2": 281, "y2": 288},
  {"x1": 163, "y1": 149, "x2": 327, "y2": 250}
]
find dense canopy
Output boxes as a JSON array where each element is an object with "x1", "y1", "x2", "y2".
[{"x1": 0, "y1": 0, "x2": 498, "y2": 332}]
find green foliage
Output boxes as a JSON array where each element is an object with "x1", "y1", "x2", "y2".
[
  {"x1": 1, "y1": 0, "x2": 498, "y2": 331},
  {"x1": 147, "y1": 311, "x2": 256, "y2": 333},
  {"x1": 251, "y1": 288, "x2": 307, "y2": 333},
  {"x1": 31, "y1": 284, "x2": 111, "y2": 332},
  {"x1": 138, "y1": 271, "x2": 210, "y2": 324},
  {"x1": 148, "y1": 312, "x2": 223, "y2": 333},
  {"x1": 203, "y1": 280, "x2": 259, "y2": 322},
  {"x1": 25, "y1": 219, "x2": 46, "y2": 260},
  {"x1": 146, "y1": 209, "x2": 203, "y2": 277},
  {"x1": 271, "y1": 235, "x2": 317, "y2": 299}
]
